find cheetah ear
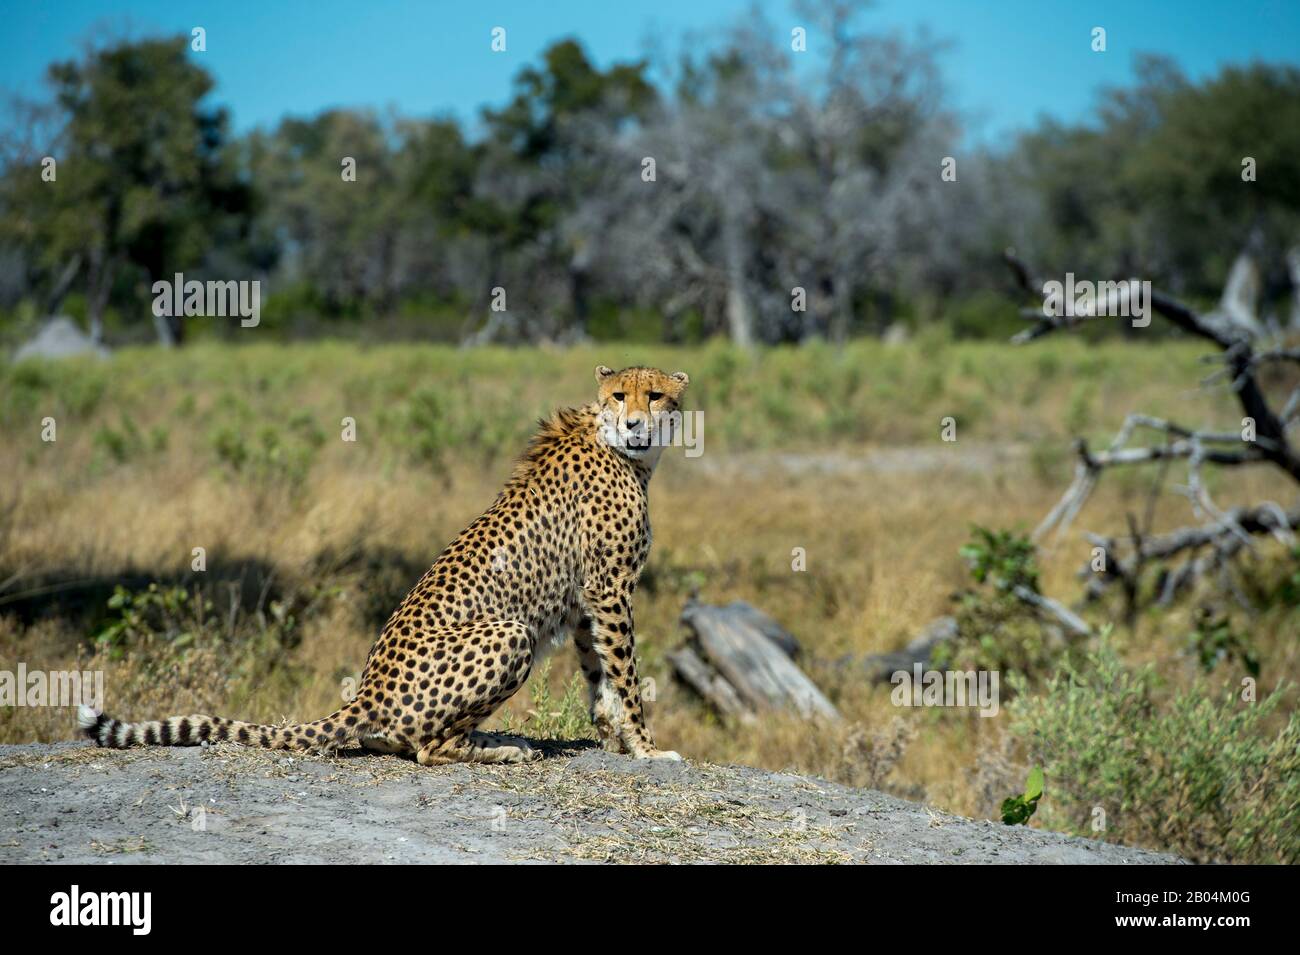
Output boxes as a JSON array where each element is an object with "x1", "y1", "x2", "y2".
[
  {"x1": 595, "y1": 365, "x2": 615, "y2": 382},
  {"x1": 670, "y1": 371, "x2": 690, "y2": 389}
]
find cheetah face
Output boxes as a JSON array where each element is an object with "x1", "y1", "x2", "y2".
[{"x1": 595, "y1": 364, "x2": 690, "y2": 461}]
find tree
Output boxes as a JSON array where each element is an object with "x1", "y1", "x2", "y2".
[
  {"x1": 468, "y1": 39, "x2": 657, "y2": 342},
  {"x1": 774, "y1": 0, "x2": 953, "y2": 340},
  {"x1": 1013, "y1": 57, "x2": 1300, "y2": 307},
  {"x1": 578, "y1": 1, "x2": 958, "y2": 345},
  {"x1": 3, "y1": 37, "x2": 252, "y2": 344}
]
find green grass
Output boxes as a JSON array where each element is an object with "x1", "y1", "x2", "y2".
[{"x1": 0, "y1": 337, "x2": 1223, "y2": 461}]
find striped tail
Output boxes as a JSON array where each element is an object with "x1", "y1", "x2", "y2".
[{"x1": 77, "y1": 703, "x2": 369, "y2": 751}]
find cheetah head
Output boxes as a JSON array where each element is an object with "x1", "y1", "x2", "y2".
[{"x1": 595, "y1": 365, "x2": 690, "y2": 462}]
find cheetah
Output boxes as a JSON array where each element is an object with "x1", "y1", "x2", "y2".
[{"x1": 79, "y1": 364, "x2": 689, "y2": 765}]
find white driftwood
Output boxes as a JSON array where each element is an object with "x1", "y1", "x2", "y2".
[
  {"x1": 674, "y1": 599, "x2": 839, "y2": 721},
  {"x1": 709, "y1": 600, "x2": 802, "y2": 658},
  {"x1": 665, "y1": 646, "x2": 755, "y2": 723}
]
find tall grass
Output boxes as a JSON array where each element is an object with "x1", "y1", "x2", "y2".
[{"x1": 2, "y1": 338, "x2": 1296, "y2": 860}]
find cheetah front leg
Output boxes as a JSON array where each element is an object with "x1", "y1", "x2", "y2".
[
  {"x1": 580, "y1": 585, "x2": 680, "y2": 760},
  {"x1": 574, "y1": 615, "x2": 628, "y2": 754}
]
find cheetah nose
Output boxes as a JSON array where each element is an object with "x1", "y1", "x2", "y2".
[{"x1": 626, "y1": 415, "x2": 646, "y2": 432}]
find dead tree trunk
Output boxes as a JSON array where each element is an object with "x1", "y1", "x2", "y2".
[
  {"x1": 669, "y1": 598, "x2": 839, "y2": 722},
  {"x1": 720, "y1": 211, "x2": 756, "y2": 348}
]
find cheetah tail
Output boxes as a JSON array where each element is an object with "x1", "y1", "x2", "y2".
[{"x1": 77, "y1": 703, "x2": 369, "y2": 752}]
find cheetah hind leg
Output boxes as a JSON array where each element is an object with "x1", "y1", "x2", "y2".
[{"x1": 416, "y1": 731, "x2": 539, "y2": 766}]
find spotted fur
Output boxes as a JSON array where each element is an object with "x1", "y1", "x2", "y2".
[{"x1": 79, "y1": 365, "x2": 690, "y2": 764}]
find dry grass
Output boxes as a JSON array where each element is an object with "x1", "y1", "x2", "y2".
[
  {"x1": 2, "y1": 339, "x2": 1297, "y2": 830},
  {"x1": 475, "y1": 764, "x2": 857, "y2": 863}
]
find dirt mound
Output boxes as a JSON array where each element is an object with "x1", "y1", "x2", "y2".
[{"x1": 0, "y1": 741, "x2": 1183, "y2": 864}]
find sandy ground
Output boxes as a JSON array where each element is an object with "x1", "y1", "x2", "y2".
[
  {"x1": 691, "y1": 444, "x2": 1029, "y2": 478},
  {"x1": 0, "y1": 740, "x2": 1182, "y2": 864}
]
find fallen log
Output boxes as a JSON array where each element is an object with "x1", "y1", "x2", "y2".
[
  {"x1": 709, "y1": 600, "x2": 803, "y2": 659},
  {"x1": 671, "y1": 598, "x2": 839, "y2": 721},
  {"x1": 664, "y1": 645, "x2": 755, "y2": 724}
]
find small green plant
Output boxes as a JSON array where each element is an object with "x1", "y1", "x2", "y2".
[
  {"x1": 935, "y1": 526, "x2": 1066, "y2": 679},
  {"x1": 94, "y1": 583, "x2": 213, "y2": 658},
  {"x1": 87, "y1": 580, "x2": 311, "y2": 717},
  {"x1": 94, "y1": 415, "x2": 169, "y2": 464},
  {"x1": 93, "y1": 415, "x2": 145, "y2": 464},
  {"x1": 211, "y1": 425, "x2": 250, "y2": 471},
  {"x1": 1186, "y1": 607, "x2": 1259, "y2": 677},
  {"x1": 404, "y1": 387, "x2": 449, "y2": 470},
  {"x1": 93, "y1": 582, "x2": 303, "y2": 667},
  {"x1": 1001, "y1": 766, "x2": 1044, "y2": 825},
  {"x1": 500, "y1": 661, "x2": 593, "y2": 741},
  {"x1": 959, "y1": 525, "x2": 1040, "y2": 594},
  {"x1": 286, "y1": 410, "x2": 327, "y2": 449}
]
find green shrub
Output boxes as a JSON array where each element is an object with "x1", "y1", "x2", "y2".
[
  {"x1": 94, "y1": 583, "x2": 211, "y2": 657},
  {"x1": 959, "y1": 525, "x2": 1039, "y2": 593},
  {"x1": 1186, "y1": 607, "x2": 1259, "y2": 678},
  {"x1": 403, "y1": 387, "x2": 450, "y2": 470},
  {"x1": 94, "y1": 418, "x2": 144, "y2": 464},
  {"x1": 0, "y1": 358, "x2": 106, "y2": 424},
  {"x1": 92, "y1": 582, "x2": 307, "y2": 693},
  {"x1": 934, "y1": 526, "x2": 1071, "y2": 679},
  {"x1": 936, "y1": 597, "x2": 1067, "y2": 679},
  {"x1": 210, "y1": 421, "x2": 320, "y2": 487},
  {"x1": 211, "y1": 425, "x2": 250, "y2": 471},
  {"x1": 1009, "y1": 640, "x2": 1300, "y2": 863}
]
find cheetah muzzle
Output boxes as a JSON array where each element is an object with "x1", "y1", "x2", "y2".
[{"x1": 79, "y1": 364, "x2": 691, "y2": 765}]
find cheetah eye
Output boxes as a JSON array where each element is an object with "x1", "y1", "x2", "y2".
[
  {"x1": 648, "y1": 392, "x2": 664, "y2": 402},
  {"x1": 612, "y1": 392, "x2": 625, "y2": 402}
]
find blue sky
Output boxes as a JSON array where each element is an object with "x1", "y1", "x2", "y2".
[{"x1": 1, "y1": 0, "x2": 1296, "y2": 144}]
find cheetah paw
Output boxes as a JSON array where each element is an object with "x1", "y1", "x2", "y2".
[{"x1": 637, "y1": 748, "x2": 682, "y2": 761}]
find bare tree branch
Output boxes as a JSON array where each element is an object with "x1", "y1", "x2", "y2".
[
  {"x1": 1083, "y1": 504, "x2": 1300, "y2": 606},
  {"x1": 1004, "y1": 248, "x2": 1300, "y2": 613}
]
